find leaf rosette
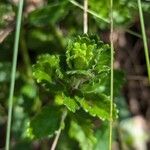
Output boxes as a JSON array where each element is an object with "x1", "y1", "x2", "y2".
[{"x1": 30, "y1": 34, "x2": 124, "y2": 140}]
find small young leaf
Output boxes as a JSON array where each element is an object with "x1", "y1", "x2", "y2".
[
  {"x1": 66, "y1": 35, "x2": 97, "y2": 70},
  {"x1": 33, "y1": 54, "x2": 63, "y2": 84},
  {"x1": 55, "y1": 93, "x2": 80, "y2": 113},
  {"x1": 63, "y1": 95, "x2": 80, "y2": 113}
]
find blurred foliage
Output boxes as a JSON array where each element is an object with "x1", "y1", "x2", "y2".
[
  {"x1": 0, "y1": 0, "x2": 149, "y2": 149},
  {"x1": 28, "y1": 1, "x2": 69, "y2": 27},
  {"x1": 88, "y1": 0, "x2": 150, "y2": 28},
  {"x1": 0, "y1": 2, "x2": 14, "y2": 27}
]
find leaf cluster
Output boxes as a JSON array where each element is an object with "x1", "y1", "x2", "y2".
[{"x1": 27, "y1": 35, "x2": 124, "y2": 149}]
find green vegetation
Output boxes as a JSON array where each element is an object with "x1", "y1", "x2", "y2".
[{"x1": 0, "y1": 0, "x2": 149, "y2": 150}]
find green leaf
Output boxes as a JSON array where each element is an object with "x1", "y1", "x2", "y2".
[
  {"x1": 93, "y1": 123, "x2": 109, "y2": 150},
  {"x1": 75, "y1": 94, "x2": 118, "y2": 121},
  {"x1": 80, "y1": 70, "x2": 125, "y2": 97},
  {"x1": 27, "y1": 106, "x2": 61, "y2": 139},
  {"x1": 94, "y1": 44, "x2": 110, "y2": 73},
  {"x1": 66, "y1": 34, "x2": 111, "y2": 78},
  {"x1": 55, "y1": 93, "x2": 80, "y2": 113},
  {"x1": 80, "y1": 72, "x2": 110, "y2": 94},
  {"x1": 63, "y1": 95, "x2": 80, "y2": 113},
  {"x1": 69, "y1": 120, "x2": 96, "y2": 150},
  {"x1": 98, "y1": 70, "x2": 125, "y2": 96},
  {"x1": 33, "y1": 69, "x2": 52, "y2": 83},
  {"x1": 28, "y1": 1, "x2": 69, "y2": 26},
  {"x1": 66, "y1": 35, "x2": 97, "y2": 70},
  {"x1": 33, "y1": 54, "x2": 63, "y2": 84}
]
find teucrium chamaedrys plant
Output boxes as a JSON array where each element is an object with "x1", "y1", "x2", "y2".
[{"x1": 27, "y1": 34, "x2": 124, "y2": 149}]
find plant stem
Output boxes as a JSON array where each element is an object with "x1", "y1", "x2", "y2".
[
  {"x1": 137, "y1": 0, "x2": 150, "y2": 83},
  {"x1": 50, "y1": 110, "x2": 67, "y2": 150},
  {"x1": 109, "y1": 0, "x2": 114, "y2": 149},
  {"x1": 70, "y1": 0, "x2": 109, "y2": 23},
  {"x1": 5, "y1": 1, "x2": 24, "y2": 150},
  {"x1": 50, "y1": 24, "x2": 65, "y2": 52},
  {"x1": 83, "y1": 0, "x2": 88, "y2": 34},
  {"x1": 20, "y1": 31, "x2": 33, "y2": 83},
  {"x1": 125, "y1": 28, "x2": 142, "y2": 39}
]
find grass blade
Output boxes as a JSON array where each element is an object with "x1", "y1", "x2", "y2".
[
  {"x1": 109, "y1": 0, "x2": 114, "y2": 149},
  {"x1": 5, "y1": 1, "x2": 24, "y2": 150},
  {"x1": 137, "y1": 0, "x2": 150, "y2": 82}
]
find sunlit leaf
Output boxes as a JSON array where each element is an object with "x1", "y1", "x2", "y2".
[
  {"x1": 75, "y1": 94, "x2": 118, "y2": 121},
  {"x1": 55, "y1": 93, "x2": 80, "y2": 113},
  {"x1": 33, "y1": 54, "x2": 63, "y2": 84}
]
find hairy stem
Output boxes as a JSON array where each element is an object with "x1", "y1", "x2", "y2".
[
  {"x1": 50, "y1": 110, "x2": 67, "y2": 150},
  {"x1": 5, "y1": 1, "x2": 24, "y2": 150},
  {"x1": 70, "y1": 0, "x2": 109, "y2": 23},
  {"x1": 137, "y1": 0, "x2": 150, "y2": 82},
  {"x1": 109, "y1": 0, "x2": 114, "y2": 149},
  {"x1": 83, "y1": 0, "x2": 88, "y2": 34}
]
